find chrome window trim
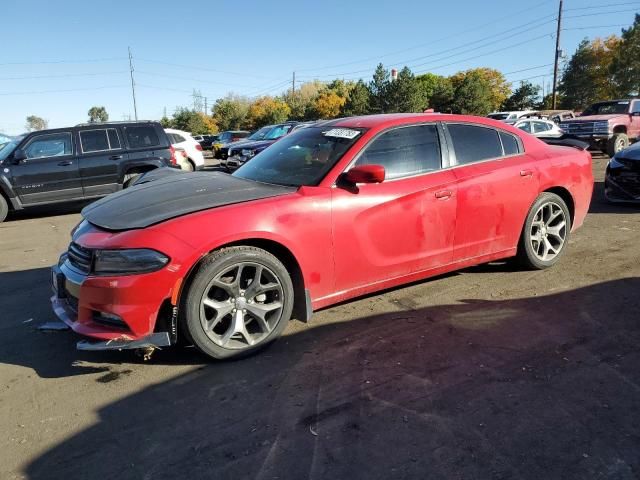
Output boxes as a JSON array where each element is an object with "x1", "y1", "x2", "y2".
[{"x1": 79, "y1": 128, "x2": 122, "y2": 154}]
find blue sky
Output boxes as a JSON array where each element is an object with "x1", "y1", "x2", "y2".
[{"x1": 0, "y1": 0, "x2": 637, "y2": 133}]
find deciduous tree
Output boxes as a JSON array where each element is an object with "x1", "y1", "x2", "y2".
[
  {"x1": 246, "y1": 96, "x2": 291, "y2": 129},
  {"x1": 611, "y1": 14, "x2": 640, "y2": 97},
  {"x1": 212, "y1": 94, "x2": 251, "y2": 131},
  {"x1": 87, "y1": 106, "x2": 109, "y2": 123},
  {"x1": 312, "y1": 91, "x2": 346, "y2": 118},
  {"x1": 502, "y1": 81, "x2": 540, "y2": 111},
  {"x1": 25, "y1": 115, "x2": 48, "y2": 131}
]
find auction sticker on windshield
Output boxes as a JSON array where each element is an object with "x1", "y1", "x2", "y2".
[{"x1": 322, "y1": 128, "x2": 360, "y2": 139}]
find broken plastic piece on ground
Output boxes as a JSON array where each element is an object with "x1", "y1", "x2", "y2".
[
  {"x1": 76, "y1": 332, "x2": 171, "y2": 351},
  {"x1": 38, "y1": 321, "x2": 70, "y2": 331}
]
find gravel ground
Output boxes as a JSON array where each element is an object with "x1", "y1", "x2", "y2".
[{"x1": 1, "y1": 153, "x2": 639, "y2": 480}]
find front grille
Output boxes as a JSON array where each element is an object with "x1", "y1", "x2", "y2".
[
  {"x1": 560, "y1": 121, "x2": 609, "y2": 135},
  {"x1": 219, "y1": 147, "x2": 229, "y2": 159},
  {"x1": 67, "y1": 242, "x2": 93, "y2": 274}
]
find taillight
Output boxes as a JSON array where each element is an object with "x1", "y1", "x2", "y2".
[
  {"x1": 195, "y1": 144, "x2": 203, "y2": 151},
  {"x1": 169, "y1": 145, "x2": 177, "y2": 165}
]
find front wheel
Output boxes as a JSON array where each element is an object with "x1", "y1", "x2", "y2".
[
  {"x1": 182, "y1": 246, "x2": 294, "y2": 359},
  {"x1": 607, "y1": 133, "x2": 629, "y2": 157},
  {"x1": 516, "y1": 192, "x2": 571, "y2": 270},
  {"x1": 0, "y1": 194, "x2": 8, "y2": 223}
]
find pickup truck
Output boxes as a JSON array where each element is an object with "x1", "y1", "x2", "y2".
[{"x1": 559, "y1": 99, "x2": 640, "y2": 156}]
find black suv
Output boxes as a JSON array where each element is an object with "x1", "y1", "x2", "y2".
[{"x1": 0, "y1": 121, "x2": 173, "y2": 222}]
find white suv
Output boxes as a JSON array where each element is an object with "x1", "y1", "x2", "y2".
[{"x1": 164, "y1": 128, "x2": 205, "y2": 171}]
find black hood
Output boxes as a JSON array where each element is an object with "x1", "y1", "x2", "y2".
[{"x1": 81, "y1": 168, "x2": 296, "y2": 231}]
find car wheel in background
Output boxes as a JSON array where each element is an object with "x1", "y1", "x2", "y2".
[
  {"x1": 184, "y1": 160, "x2": 195, "y2": 172},
  {"x1": 0, "y1": 195, "x2": 8, "y2": 222},
  {"x1": 181, "y1": 246, "x2": 294, "y2": 359},
  {"x1": 516, "y1": 192, "x2": 571, "y2": 270},
  {"x1": 607, "y1": 133, "x2": 629, "y2": 157},
  {"x1": 123, "y1": 172, "x2": 142, "y2": 188}
]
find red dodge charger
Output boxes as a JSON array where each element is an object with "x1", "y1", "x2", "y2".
[{"x1": 51, "y1": 114, "x2": 593, "y2": 359}]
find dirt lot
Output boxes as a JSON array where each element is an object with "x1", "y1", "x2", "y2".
[{"x1": 1, "y1": 154, "x2": 639, "y2": 480}]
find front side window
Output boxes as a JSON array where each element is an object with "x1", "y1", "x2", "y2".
[
  {"x1": 234, "y1": 126, "x2": 364, "y2": 187},
  {"x1": 126, "y1": 126, "x2": 160, "y2": 148},
  {"x1": 354, "y1": 124, "x2": 441, "y2": 180},
  {"x1": 448, "y1": 124, "x2": 503, "y2": 165},
  {"x1": 23, "y1": 133, "x2": 73, "y2": 159},
  {"x1": 80, "y1": 128, "x2": 121, "y2": 153}
]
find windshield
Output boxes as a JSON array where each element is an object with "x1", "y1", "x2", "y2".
[
  {"x1": 582, "y1": 101, "x2": 630, "y2": 116},
  {"x1": 488, "y1": 113, "x2": 509, "y2": 120},
  {"x1": 233, "y1": 126, "x2": 365, "y2": 187},
  {"x1": 247, "y1": 126, "x2": 272, "y2": 141},
  {"x1": 264, "y1": 124, "x2": 294, "y2": 140},
  {"x1": 0, "y1": 139, "x2": 20, "y2": 162}
]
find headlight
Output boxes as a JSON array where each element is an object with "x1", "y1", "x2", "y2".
[
  {"x1": 241, "y1": 149, "x2": 255, "y2": 157},
  {"x1": 93, "y1": 249, "x2": 169, "y2": 275}
]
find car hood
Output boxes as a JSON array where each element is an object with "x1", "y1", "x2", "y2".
[
  {"x1": 221, "y1": 138, "x2": 253, "y2": 148},
  {"x1": 81, "y1": 168, "x2": 296, "y2": 231},
  {"x1": 569, "y1": 114, "x2": 626, "y2": 122}
]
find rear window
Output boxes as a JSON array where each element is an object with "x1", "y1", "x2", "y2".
[
  {"x1": 499, "y1": 131, "x2": 521, "y2": 155},
  {"x1": 448, "y1": 124, "x2": 503, "y2": 165},
  {"x1": 126, "y1": 126, "x2": 160, "y2": 148}
]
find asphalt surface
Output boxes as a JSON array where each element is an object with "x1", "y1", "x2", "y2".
[{"x1": 1, "y1": 154, "x2": 639, "y2": 480}]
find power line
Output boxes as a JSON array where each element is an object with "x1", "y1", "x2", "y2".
[
  {"x1": 0, "y1": 57, "x2": 126, "y2": 66},
  {"x1": 135, "y1": 58, "x2": 282, "y2": 80},
  {"x1": 564, "y1": 1, "x2": 640, "y2": 11},
  {"x1": 135, "y1": 70, "x2": 261, "y2": 89},
  {"x1": 295, "y1": 0, "x2": 556, "y2": 73},
  {"x1": 0, "y1": 85, "x2": 128, "y2": 96},
  {"x1": 0, "y1": 71, "x2": 128, "y2": 80},
  {"x1": 562, "y1": 24, "x2": 630, "y2": 30},
  {"x1": 564, "y1": 8, "x2": 640, "y2": 19}
]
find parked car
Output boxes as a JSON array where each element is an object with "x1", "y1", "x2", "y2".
[
  {"x1": 0, "y1": 121, "x2": 175, "y2": 222},
  {"x1": 514, "y1": 118, "x2": 564, "y2": 138},
  {"x1": 225, "y1": 122, "x2": 299, "y2": 171},
  {"x1": 520, "y1": 110, "x2": 576, "y2": 124},
  {"x1": 50, "y1": 113, "x2": 593, "y2": 360},
  {"x1": 213, "y1": 131, "x2": 251, "y2": 158},
  {"x1": 0, "y1": 133, "x2": 12, "y2": 144},
  {"x1": 165, "y1": 128, "x2": 205, "y2": 171},
  {"x1": 605, "y1": 141, "x2": 640, "y2": 203},
  {"x1": 559, "y1": 99, "x2": 640, "y2": 156},
  {"x1": 193, "y1": 134, "x2": 218, "y2": 150},
  {"x1": 217, "y1": 125, "x2": 274, "y2": 163},
  {"x1": 487, "y1": 111, "x2": 535, "y2": 124}
]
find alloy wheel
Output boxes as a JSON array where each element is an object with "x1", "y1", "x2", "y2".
[
  {"x1": 529, "y1": 201, "x2": 567, "y2": 262},
  {"x1": 199, "y1": 262, "x2": 284, "y2": 349}
]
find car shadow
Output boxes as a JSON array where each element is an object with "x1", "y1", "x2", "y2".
[
  {"x1": 20, "y1": 277, "x2": 640, "y2": 480},
  {"x1": 6, "y1": 200, "x2": 92, "y2": 222}
]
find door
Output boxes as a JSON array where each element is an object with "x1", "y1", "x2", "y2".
[
  {"x1": 630, "y1": 100, "x2": 640, "y2": 138},
  {"x1": 78, "y1": 127, "x2": 126, "y2": 196},
  {"x1": 445, "y1": 123, "x2": 540, "y2": 261},
  {"x1": 332, "y1": 123, "x2": 457, "y2": 294},
  {"x1": 10, "y1": 131, "x2": 81, "y2": 205}
]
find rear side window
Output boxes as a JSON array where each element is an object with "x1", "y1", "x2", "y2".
[
  {"x1": 499, "y1": 131, "x2": 521, "y2": 156},
  {"x1": 126, "y1": 126, "x2": 160, "y2": 148},
  {"x1": 448, "y1": 124, "x2": 503, "y2": 165},
  {"x1": 24, "y1": 133, "x2": 73, "y2": 159},
  {"x1": 80, "y1": 128, "x2": 121, "y2": 152},
  {"x1": 355, "y1": 124, "x2": 441, "y2": 180},
  {"x1": 533, "y1": 122, "x2": 551, "y2": 133}
]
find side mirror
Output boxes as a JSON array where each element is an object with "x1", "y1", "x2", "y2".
[
  {"x1": 343, "y1": 164, "x2": 385, "y2": 184},
  {"x1": 631, "y1": 111, "x2": 640, "y2": 117},
  {"x1": 12, "y1": 148, "x2": 27, "y2": 164}
]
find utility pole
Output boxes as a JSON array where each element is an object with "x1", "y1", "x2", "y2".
[
  {"x1": 291, "y1": 71, "x2": 296, "y2": 112},
  {"x1": 128, "y1": 47, "x2": 138, "y2": 121},
  {"x1": 551, "y1": 0, "x2": 563, "y2": 110},
  {"x1": 204, "y1": 97, "x2": 208, "y2": 114}
]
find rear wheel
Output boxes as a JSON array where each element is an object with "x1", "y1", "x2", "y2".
[
  {"x1": 123, "y1": 172, "x2": 142, "y2": 188},
  {"x1": 184, "y1": 159, "x2": 195, "y2": 172},
  {"x1": 607, "y1": 133, "x2": 629, "y2": 157},
  {"x1": 182, "y1": 246, "x2": 294, "y2": 359},
  {"x1": 0, "y1": 194, "x2": 8, "y2": 223},
  {"x1": 516, "y1": 192, "x2": 571, "y2": 270}
]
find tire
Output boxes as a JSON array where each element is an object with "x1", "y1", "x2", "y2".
[
  {"x1": 0, "y1": 194, "x2": 8, "y2": 223},
  {"x1": 516, "y1": 192, "x2": 571, "y2": 270},
  {"x1": 607, "y1": 133, "x2": 629, "y2": 157},
  {"x1": 123, "y1": 172, "x2": 142, "y2": 188},
  {"x1": 181, "y1": 246, "x2": 294, "y2": 359},
  {"x1": 184, "y1": 159, "x2": 195, "y2": 172}
]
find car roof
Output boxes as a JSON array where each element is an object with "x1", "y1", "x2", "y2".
[{"x1": 323, "y1": 113, "x2": 518, "y2": 130}]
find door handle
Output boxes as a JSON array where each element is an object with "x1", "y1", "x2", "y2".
[
  {"x1": 520, "y1": 169, "x2": 533, "y2": 177},
  {"x1": 110, "y1": 155, "x2": 123, "y2": 160},
  {"x1": 434, "y1": 190, "x2": 453, "y2": 200},
  {"x1": 57, "y1": 160, "x2": 73, "y2": 166}
]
